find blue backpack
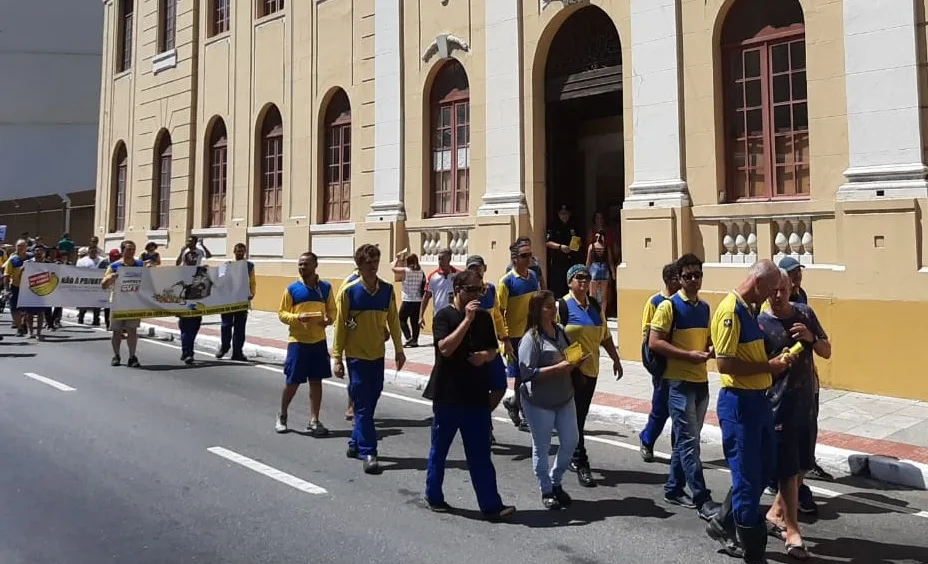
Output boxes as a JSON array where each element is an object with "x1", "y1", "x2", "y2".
[{"x1": 641, "y1": 297, "x2": 677, "y2": 378}]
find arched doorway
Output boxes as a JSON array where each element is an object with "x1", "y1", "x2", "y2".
[{"x1": 544, "y1": 5, "x2": 623, "y2": 315}]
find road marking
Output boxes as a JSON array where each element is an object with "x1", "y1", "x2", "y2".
[
  {"x1": 63, "y1": 322, "x2": 928, "y2": 520},
  {"x1": 207, "y1": 446, "x2": 327, "y2": 495},
  {"x1": 23, "y1": 372, "x2": 76, "y2": 392}
]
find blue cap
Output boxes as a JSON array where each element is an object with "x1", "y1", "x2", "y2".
[
  {"x1": 778, "y1": 256, "x2": 803, "y2": 272},
  {"x1": 566, "y1": 264, "x2": 590, "y2": 283}
]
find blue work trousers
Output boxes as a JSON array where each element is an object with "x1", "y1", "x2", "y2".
[
  {"x1": 178, "y1": 316, "x2": 202, "y2": 358},
  {"x1": 220, "y1": 311, "x2": 248, "y2": 355},
  {"x1": 665, "y1": 380, "x2": 711, "y2": 506},
  {"x1": 347, "y1": 358, "x2": 385, "y2": 457},
  {"x1": 639, "y1": 373, "x2": 671, "y2": 447}
]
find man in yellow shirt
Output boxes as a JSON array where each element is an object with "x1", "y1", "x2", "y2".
[
  {"x1": 648, "y1": 254, "x2": 720, "y2": 520},
  {"x1": 706, "y1": 259, "x2": 793, "y2": 562},
  {"x1": 639, "y1": 262, "x2": 681, "y2": 462},
  {"x1": 3, "y1": 239, "x2": 30, "y2": 336},
  {"x1": 333, "y1": 244, "x2": 406, "y2": 475}
]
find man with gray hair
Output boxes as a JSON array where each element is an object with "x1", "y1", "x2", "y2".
[
  {"x1": 419, "y1": 248, "x2": 458, "y2": 334},
  {"x1": 706, "y1": 259, "x2": 794, "y2": 563}
]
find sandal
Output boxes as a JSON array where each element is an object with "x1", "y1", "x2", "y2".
[
  {"x1": 766, "y1": 521, "x2": 786, "y2": 541},
  {"x1": 786, "y1": 542, "x2": 810, "y2": 561}
]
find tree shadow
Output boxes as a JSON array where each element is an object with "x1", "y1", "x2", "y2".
[
  {"x1": 766, "y1": 535, "x2": 928, "y2": 563},
  {"x1": 802, "y1": 491, "x2": 920, "y2": 522}
]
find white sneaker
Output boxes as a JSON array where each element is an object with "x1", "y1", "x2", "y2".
[{"x1": 275, "y1": 413, "x2": 288, "y2": 433}]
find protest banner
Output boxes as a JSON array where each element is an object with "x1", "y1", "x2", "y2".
[
  {"x1": 111, "y1": 261, "x2": 250, "y2": 320},
  {"x1": 18, "y1": 262, "x2": 111, "y2": 308}
]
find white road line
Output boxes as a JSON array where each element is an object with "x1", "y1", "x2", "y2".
[
  {"x1": 207, "y1": 446, "x2": 327, "y2": 495},
  {"x1": 67, "y1": 323, "x2": 928, "y2": 520},
  {"x1": 23, "y1": 372, "x2": 76, "y2": 392}
]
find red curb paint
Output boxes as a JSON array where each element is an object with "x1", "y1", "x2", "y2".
[{"x1": 143, "y1": 318, "x2": 928, "y2": 464}]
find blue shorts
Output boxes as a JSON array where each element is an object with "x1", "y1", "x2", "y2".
[
  {"x1": 589, "y1": 261, "x2": 610, "y2": 281},
  {"x1": 506, "y1": 337, "x2": 522, "y2": 379},
  {"x1": 489, "y1": 354, "x2": 507, "y2": 392},
  {"x1": 283, "y1": 341, "x2": 332, "y2": 385}
]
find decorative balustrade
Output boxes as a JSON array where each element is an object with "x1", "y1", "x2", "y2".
[
  {"x1": 773, "y1": 217, "x2": 813, "y2": 265},
  {"x1": 417, "y1": 228, "x2": 470, "y2": 264},
  {"x1": 719, "y1": 219, "x2": 758, "y2": 264}
]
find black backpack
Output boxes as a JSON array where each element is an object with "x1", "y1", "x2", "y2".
[{"x1": 641, "y1": 297, "x2": 677, "y2": 378}]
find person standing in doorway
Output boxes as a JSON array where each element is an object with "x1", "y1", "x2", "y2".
[
  {"x1": 586, "y1": 230, "x2": 616, "y2": 314},
  {"x1": 217, "y1": 243, "x2": 255, "y2": 362},
  {"x1": 101, "y1": 240, "x2": 144, "y2": 367},
  {"x1": 276, "y1": 252, "x2": 336, "y2": 436},
  {"x1": 419, "y1": 248, "x2": 457, "y2": 336},
  {"x1": 423, "y1": 269, "x2": 516, "y2": 520},
  {"x1": 639, "y1": 263, "x2": 682, "y2": 462},
  {"x1": 545, "y1": 204, "x2": 581, "y2": 298},
  {"x1": 333, "y1": 244, "x2": 406, "y2": 475},
  {"x1": 393, "y1": 251, "x2": 425, "y2": 348},
  {"x1": 559, "y1": 264, "x2": 622, "y2": 488}
]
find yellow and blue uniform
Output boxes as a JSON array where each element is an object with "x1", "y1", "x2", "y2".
[
  {"x1": 278, "y1": 278, "x2": 335, "y2": 384},
  {"x1": 651, "y1": 292, "x2": 713, "y2": 506},
  {"x1": 498, "y1": 269, "x2": 540, "y2": 392},
  {"x1": 640, "y1": 292, "x2": 673, "y2": 448},
  {"x1": 711, "y1": 290, "x2": 775, "y2": 530},
  {"x1": 333, "y1": 275, "x2": 404, "y2": 457},
  {"x1": 4, "y1": 254, "x2": 28, "y2": 311},
  {"x1": 220, "y1": 260, "x2": 256, "y2": 357},
  {"x1": 479, "y1": 282, "x2": 508, "y2": 392}
]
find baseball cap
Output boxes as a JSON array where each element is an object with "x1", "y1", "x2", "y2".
[
  {"x1": 109, "y1": 248, "x2": 121, "y2": 260},
  {"x1": 567, "y1": 263, "x2": 591, "y2": 283},
  {"x1": 777, "y1": 256, "x2": 804, "y2": 272},
  {"x1": 465, "y1": 254, "x2": 486, "y2": 269}
]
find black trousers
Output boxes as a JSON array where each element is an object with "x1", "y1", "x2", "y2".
[
  {"x1": 571, "y1": 370, "x2": 599, "y2": 466},
  {"x1": 399, "y1": 301, "x2": 421, "y2": 342}
]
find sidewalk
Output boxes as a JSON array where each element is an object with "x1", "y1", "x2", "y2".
[{"x1": 74, "y1": 308, "x2": 928, "y2": 490}]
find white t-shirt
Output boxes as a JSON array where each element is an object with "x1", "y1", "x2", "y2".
[
  {"x1": 425, "y1": 267, "x2": 458, "y2": 316},
  {"x1": 76, "y1": 256, "x2": 103, "y2": 268}
]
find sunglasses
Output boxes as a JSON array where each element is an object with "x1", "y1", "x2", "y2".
[
  {"x1": 461, "y1": 285, "x2": 486, "y2": 295},
  {"x1": 517, "y1": 253, "x2": 532, "y2": 259},
  {"x1": 572, "y1": 275, "x2": 591, "y2": 282},
  {"x1": 681, "y1": 272, "x2": 704, "y2": 281}
]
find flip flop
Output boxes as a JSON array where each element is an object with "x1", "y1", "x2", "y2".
[
  {"x1": 766, "y1": 521, "x2": 787, "y2": 541},
  {"x1": 786, "y1": 542, "x2": 810, "y2": 561}
]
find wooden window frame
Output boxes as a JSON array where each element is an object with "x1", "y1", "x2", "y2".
[
  {"x1": 154, "y1": 136, "x2": 172, "y2": 230},
  {"x1": 259, "y1": 112, "x2": 284, "y2": 226},
  {"x1": 723, "y1": 24, "x2": 809, "y2": 202},
  {"x1": 211, "y1": 0, "x2": 230, "y2": 37},
  {"x1": 118, "y1": 0, "x2": 134, "y2": 72},
  {"x1": 159, "y1": 0, "x2": 176, "y2": 52},
  {"x1": 430, "y1": 78, "x2": 470, "y2": 217},
  {"x1": 323, "y1": 106, "x2": 351, "y2": 224},
  {"x1": 208, "y1": 123, "x2": 228, "y2": 228},
  {"x1": 113, "y1": 147, "x2": 128, "y2": 233},
  {"x1": 259, "y1": 0, "x2": 284, "y2": 18}
]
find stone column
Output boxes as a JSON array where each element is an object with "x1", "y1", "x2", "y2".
[
  {"x1": 368, "y1": 0, "x2": 406, "y2": 222},
  {"x1": 624, "y1": 0, "x2": 689, "y2": 209},
  {"x1": 477, "y1": 0, "x2": 527, "y2": 217},
  {"x1": 838, "y1": 0, "x2": 928, "y2": 200}
]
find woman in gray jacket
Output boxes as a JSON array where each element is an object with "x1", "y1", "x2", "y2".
[{"x1": 518, "y1": 290, "x2": 586, "y2": 510}]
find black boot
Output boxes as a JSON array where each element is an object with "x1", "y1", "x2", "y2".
[{"x1": 736, "y1": 524, "x2": 768, "y2": 564}]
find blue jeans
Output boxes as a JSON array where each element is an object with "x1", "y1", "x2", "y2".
[
  {"x1": 347, "y1": 358, "x2": 385, "y2": 457},
  {"x1": 220, "y1": 311, "x2": 248, "y2": 355},
  {"x1": 718, "y1": 388, "x2": 776, "y2": 527},
  {"x1": 178, "y1": 316, "x2": 202, "y2": 358},
  {"x1": 521, "y1": 395, "x2": 580, "y2": 494},
  {"x1": 426, "y1": 403, "x2": 504, "y2": 513},
  {"x1": 640, "y1": 373, "x2": 671, "y2": 447},
  {"x1": 665, "y1": 379, "x2": 711, "y2": 505}
]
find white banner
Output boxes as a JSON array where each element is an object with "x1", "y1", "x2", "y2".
[
  {"x1": 111, "y1": 261, "x2": 250, "y2": 320},
  {"x1": 18, "y1": 262, "x2": 112, "y2": 308}
]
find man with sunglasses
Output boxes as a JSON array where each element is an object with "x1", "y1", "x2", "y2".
[
  {"x1": 422, "y1": 269, "x2": 515, "y2": 520},
  {"x1": 499, "y1": 238, "x2": 542, "y2": 432},
  {"x1": 649, "y1": 253, "x2": 720, "y2": 520}
]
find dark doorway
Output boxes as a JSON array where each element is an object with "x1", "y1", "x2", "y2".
[{"x1": 544, "y1": 6, "x2": 624, "y2": 318}]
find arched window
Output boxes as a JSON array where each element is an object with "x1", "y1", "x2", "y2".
[
  {"x1": 722, "y1": 0, "x2": 808, "y2": 201},
  {"x1": 111, "y1": 143, "x2": 128, "y2": 232},
  {"x1": 323, "y1": 90, "x2": 351, "y2": 223},
  {"x1": 118, "y1": 0, "x2": 134, "y2": 72},
  {"x1": 259, "y1": 106, "x2": 284, "y2": 225},
  {"x1": 207, "y1": 119, "x2": 228, "y2": 227},
  {"x1": 159, "y1": 0, "x2": 176, "y2": 53},
  {"x1": 429, "y1": 60, "x2": 470, "y2": 216},
  {"x1": 259, "y1": 0, "x2": 284, "y2": 18},
  {"x1": 210, "y1": 0, "x2": 230, "y2": 36},
  {"x1": 153, "y1": 132, "x2": 172, "y2": 229}
]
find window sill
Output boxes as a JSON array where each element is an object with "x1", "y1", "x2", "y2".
[
  {"x1": 113, "y1": 69, "x2": 132, "y2": 81},
  {"x1": 152, "y1": 49, "x2": 177, "y2": 74},
  {"x1": 310, "y1": 222, "x2": 355, "y2": 234},
  {"x1": 191, "y1": 227, "x2": 228, "y2": 237},
  {"x1": 247, "y1": 225, "x2": 285, "y2": 236},
  {"x1": 255, "y1": 11, "x2": 286, "y2": 28},
  {"x1": 406, "y1": 216, "x2": 474, "y2": 231},
  {"x1": 205, "y1": 32, "x2": 231, "y2": 47},
  {"x1": 692, "y1": 200, "x2": 834, "y2": 221}
]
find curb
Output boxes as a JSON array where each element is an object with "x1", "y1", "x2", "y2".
[{"x1": 63, "y1": 309, "x2": 928, "y2": 490}]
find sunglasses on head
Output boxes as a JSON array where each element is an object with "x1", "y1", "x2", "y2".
[{"x1": 681, "y1": 271, "x2": 703, "y2": 281}]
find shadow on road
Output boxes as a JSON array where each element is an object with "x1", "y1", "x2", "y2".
[
  {"x1": 376, "y1": 417, "x2": 434, "y2": 429},
  {"x1": 0, "y1": 353, "x2": 37, "y2": 358},
  {"x1": 766, "y1": 535, "x2": 928, "y2": 563},
  {"x1": 376, "y1": 454, "x2": 468, "y2": 473},
  {"x1": 140, "y1": 360, "x2": 229, "y2": 371}
]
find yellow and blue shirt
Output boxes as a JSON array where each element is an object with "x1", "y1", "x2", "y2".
[
  {"x1": 651, "y1": 291, "x2": 711, "y2": 383},
  {"x1": 278, "y1": 278, "x2": 335, "y2": 344},
  {"x1": 3, "y1": 254, "x2": 28, "y2": 287},
  {"x1": 558, "y1": 294, "x2": 608, "y2": 378},
  {"x1": 333, "y1": 276, "x2": 403, "y2": 361},
  {"x1": 103, "y1": 259, "x2": 144, "y2": 301},
  {"x1": 478, "y1": 281, "x2": 508, "y2": 341},
  {"x1": 240, "y1": 259, "x2": 257, "y2": 297},
  {"x1": 641, "y1": 292, "x2": 671, "y2": 337},
  {"x1": 711, "y1": 290, "x2": 771, "y2": 390},
  {"x1": 498, "y1": 269, "x2": 540, "y2": 339}
]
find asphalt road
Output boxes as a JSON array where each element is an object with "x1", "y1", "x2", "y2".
[{"x1": 1, "y1": 317, "x2": 927, "y2": 564}]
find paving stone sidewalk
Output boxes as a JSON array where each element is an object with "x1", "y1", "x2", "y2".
[{"x1": 75, "y1": 309, "x2": 928, "y2": 489}]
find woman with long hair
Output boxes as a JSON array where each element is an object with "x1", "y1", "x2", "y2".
[
  {"x1": 517, "y1": 290, "x2": 585, "y2": 510},
  {"x1": 393, "y1": 250, "x2": 425, "y2": 347},
  {"x1": 586, "y1": 230, "x2": 616, "y2": 314}
]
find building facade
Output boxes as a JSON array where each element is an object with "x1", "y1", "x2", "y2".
[
  {"x1": 95, "y1": 0, "x2": 928, "y2": 401},
  {"x1": 0, "y1": 0, "x2": 103, "y2": 242}
]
